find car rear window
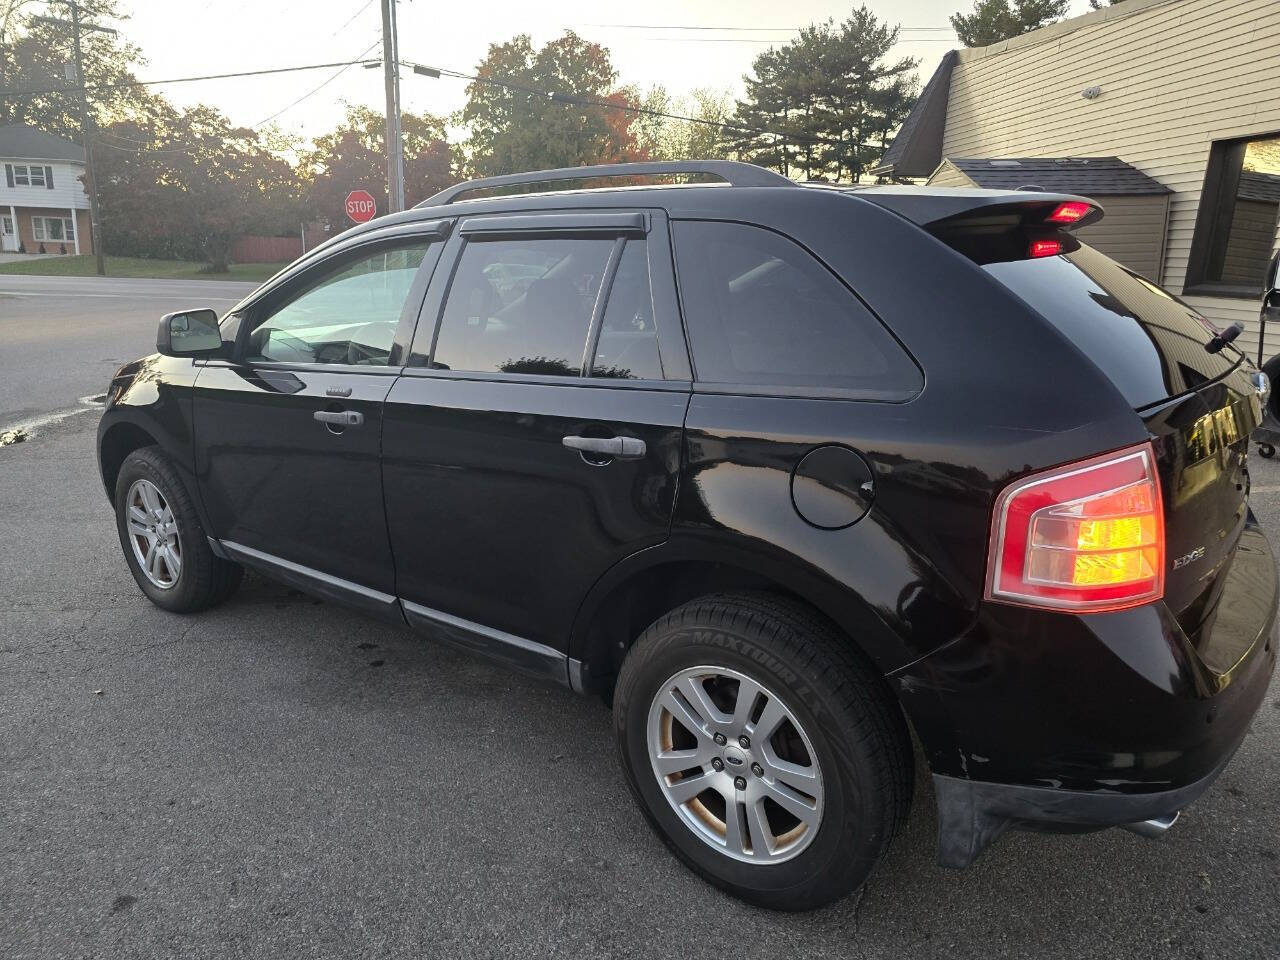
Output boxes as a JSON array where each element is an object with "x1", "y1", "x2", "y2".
[
  {"x1": 671, "y1": 220, "x2": 921, "y2": 397},
  {"x1": 985, "y1": 244, "x2": 1243, "y2": 409}
]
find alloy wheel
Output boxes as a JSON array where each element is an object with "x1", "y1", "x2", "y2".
[
  {"x1": 125, "y1": 478, "x2": 182, "y2": 589},
  {"x1": 646, "y1": 665, "x2": 824, "y2": 864}
]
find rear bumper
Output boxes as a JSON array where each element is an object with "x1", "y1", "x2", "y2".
[
  {"x1": 895, "y1": 516, "x2": 1278, "y2": 868},
  {"x1": 932, "y1": 747, "x2": 1235, "y2": 868}
]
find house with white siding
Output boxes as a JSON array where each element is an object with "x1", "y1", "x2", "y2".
[
  {"x1": 0, "y1": 123, "x2": 92, "y2": 256},
  {"x1": 873, "y1": 0, "x2": 1280, "y2": 359}
]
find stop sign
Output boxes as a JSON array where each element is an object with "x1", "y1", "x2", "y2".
[{"x1": 344, "y1": 190, "x2": 377, "y2": 223}]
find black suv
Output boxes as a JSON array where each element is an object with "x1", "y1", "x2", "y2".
[{"x1": 98, "y1": 161, "x2": 1278, "y2": 910}]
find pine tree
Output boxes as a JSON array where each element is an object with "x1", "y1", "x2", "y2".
[
  {"x1": 729, "y1": 5, "x2": 918, "y2": 183},
  {"x1": 949, "y1": 0, "x2": 1070, "y2": 48}
]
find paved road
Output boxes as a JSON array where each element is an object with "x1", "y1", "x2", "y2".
[
  {"x1": 2, "y1": 281, "x2": 1279, "y2": 958},
  {"x1": 0, "y1": 275, "x2": 255, "y2": 423}
]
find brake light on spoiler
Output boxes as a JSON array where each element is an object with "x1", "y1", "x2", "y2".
[
  {"x1": 986, "y1": 443, "x2": 1165, "y2": 612},
  {"x1": 1046, "y1": 201, "x2": 1094, "y2": 225}
]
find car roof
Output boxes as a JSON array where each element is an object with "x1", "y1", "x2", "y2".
[{"x1": 233, "y1": 163, "x2": 1095, "y2": 312}]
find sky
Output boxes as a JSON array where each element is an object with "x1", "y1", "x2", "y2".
[{"x1": 110, "y1": 0, "x2": 1100, "y2": 142}]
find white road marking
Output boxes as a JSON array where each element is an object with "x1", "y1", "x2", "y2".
[
  {"x1": 0, "y1": 395, "x2": 105, "y2": 444},
  {"x1": 1250, "y1": 484, "x2": 1280, "y2": 494}
]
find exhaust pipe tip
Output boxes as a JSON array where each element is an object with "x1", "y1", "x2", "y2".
[{"x1": 1121, "y1": 811, "x2": 1180, "y2": 839}]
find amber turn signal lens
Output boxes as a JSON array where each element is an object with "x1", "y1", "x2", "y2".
[{"x1": 987, "y1": 444, "x2": 1165, "y2": 612}]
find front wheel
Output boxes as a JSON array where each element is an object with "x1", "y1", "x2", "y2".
[
  {"x1": 114, "y1": 446, "x2": 242, "y2": 612},
  {"x1": 613, "y1": 593, "x2": 912, "y2": 911},
  {"x1": 1258, "y1": 443, "x2": 1276, "y2": 459}
]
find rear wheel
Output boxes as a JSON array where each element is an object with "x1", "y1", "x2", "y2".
[
  {"x1": 613, "y1": 593, "x2": 912, "y2": 911},
  {"x1": 114, "y1": 447, "x2": 242, "y2": 612}
]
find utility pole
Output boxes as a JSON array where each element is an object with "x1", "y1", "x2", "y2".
[
  {"x1": 380, "y1": 0, "x2": 404, "y2": 213},
  {"x1": 34, "y1": 0, "x2": 112, "y2": 275}
]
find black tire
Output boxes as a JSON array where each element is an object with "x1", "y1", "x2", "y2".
[
  {"x1": 613, "y1": 592, "x2": 912, "y2": 911},
  {"x1": 114, "y1": 446, "x2": 242, "y2": 613},
  {"x1": 1259, "y1": 443, "x2": 1276, "y2": 459},
  {"x1": 1261, "y1": 355, "x2": 1280, "y2": 420}
]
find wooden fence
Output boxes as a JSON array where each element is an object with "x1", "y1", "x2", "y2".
[{"x1": 231, "y1": 235, "x2": 303, "y2": 264}]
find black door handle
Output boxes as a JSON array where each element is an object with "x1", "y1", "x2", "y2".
[
  {"x1": 314, "y1": 409, "x2": 364, "y2": 427},
  {"x1": 562, "y1": 435, "x2": 646, "y2": 459}
]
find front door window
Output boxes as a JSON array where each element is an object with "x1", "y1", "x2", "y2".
[{"x1": 247, "y1": 241, "x2": 432, "y2": 366}]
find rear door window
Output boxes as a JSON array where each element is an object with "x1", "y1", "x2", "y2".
[
  {"x1": 431, "y1": 236, "x2": 614, "y2": 377},
  {"x1": 592, "y1": 239, "x2": 663, "y2": 380},
  {"x1": 985, "y1": 244, "x2": 1243, "y2": 408},
  {"x1": 671, "y1": 220, "x2": 920, "y2": 396}
]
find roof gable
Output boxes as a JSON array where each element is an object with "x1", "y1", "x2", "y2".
[
  {"x1": 0, "y1": 124, "x2": 85, "y2": 163},
  {"x1": 872, "y1": 51, "x2": 955, "y2": 179}
]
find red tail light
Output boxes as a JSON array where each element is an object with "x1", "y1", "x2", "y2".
[
  {"x1": 1047, "y1": 201, "x2": 1092, "y2": 224},
  {"x1": 986, "y1": 443, "x2": 1164, "y2": 612},
  {"x1": 1029, "y1": 239, "x2": 1063, "y2": 258}
]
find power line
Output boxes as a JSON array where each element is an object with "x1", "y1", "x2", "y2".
[
  {"x1": 330, "y1": 0, "x2": 377, "y2": 37},
  {"x1": 584, "y1": 23, "x2": 955, "y2": 32},
  {"x1": 0, "y1": 58, "x2": 383, "y2": 101},
  {"x1": 255, "y1": 40, "x2": 380, "y2": 126},
  {"x1": 601, "y1": 36, "x2": 957, "y2": 44},
  {"x1": 401, "y1": 59, "x2": 846, "y2": 147}
]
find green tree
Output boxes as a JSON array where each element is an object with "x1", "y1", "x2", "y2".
[
  {"x1": 729, "y1": 6, "x2": 918, "y2": 183},
  {"x1": 633, "y1": 86, "x2": 735, "y2": 162},
  {"x1": 461, "y1": 31, "x2": 636, "y2": 177},
  {"x1": 300, "y1": 104, "x2": 457, "y2": 218},
  {"x1": 1088, "y1": 1, "x2": 1126, "y2": 8},
  {"x1": 94, "y1": 103, "x2": 305, "y2": 270},
  {"x1": 949, "y1": 0, "x2": 1069, "y2": 47},
  {"x1": 0, "y1": 0, "x2": 153, "y2": 133}
]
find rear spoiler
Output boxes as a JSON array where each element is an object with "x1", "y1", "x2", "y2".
[{"x1": 853, "y1": 187, "x2": 1104, "y2": 231}]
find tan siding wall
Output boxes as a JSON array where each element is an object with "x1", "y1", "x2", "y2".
[
  {"x1": 940, "y1": 0, "x2": 1280, "y2": 344},
  {"x1": 925, "y1": 160, "x2": 973, "y2": 187},
  {"x1": 1074, "y1": 195, "x2": 1169, "y2": 282}
]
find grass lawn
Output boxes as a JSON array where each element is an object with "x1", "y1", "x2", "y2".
[{"x1": 0, "y1": 255, "x2": 285, "y2": 282}]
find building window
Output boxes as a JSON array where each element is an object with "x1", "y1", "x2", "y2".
[
  {"x1": 1187, "y1": 133, "x2": 1280, "y2": 296},
  {"x1": 27, "y1": 165, "x2": 45, "y2": 187},
  {"x1": 12, "y1": 164, "x2": 29, "y2": 186},
  {"x1": 32, "y1": 216, "x2": 75, "y2": 243}
]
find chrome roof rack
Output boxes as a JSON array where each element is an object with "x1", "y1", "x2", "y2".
[{"x1": 416, "y1": 160, "x2": 794, "y2": 208}]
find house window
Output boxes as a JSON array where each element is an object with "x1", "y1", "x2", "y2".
[
  {"x1": 12, "y1": 165, "x2": 29, "y2": 186},
  {"x1": 32, "y1": 216, "x2": 75, "y2": 243},
  {"x1": 1187, "y1": 133, "x2": 1280, "y2": 295},
  {"x1": 27, "y1": 166, "x2": 45, "y2": 187}
]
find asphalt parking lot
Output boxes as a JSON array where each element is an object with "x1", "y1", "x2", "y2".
[{"x1": 3, "y1": 278, "x2": 1279, "y2": 959}]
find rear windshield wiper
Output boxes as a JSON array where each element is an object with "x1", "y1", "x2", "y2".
[{"x1": 1206, "y1": 321, "x2": 1244, "y2": 354}]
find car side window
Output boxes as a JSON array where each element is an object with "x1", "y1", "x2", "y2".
[
  {"x1": 591, "y1": 239, "x2": 663, "y2": 380},
  {"x1": 671, "y1": 220, "x2": 920, "y2": 394},
  {"x1": 431, "y1": 236, "x2": 615, "y2": 376},
  {"x1": 247, "y1": 241, "x2": 432, "y2": 366}
]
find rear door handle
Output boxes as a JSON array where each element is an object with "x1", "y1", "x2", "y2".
[
  {"x1": 562, "y1": 435, "x2": 646, "y2": 459},
  {"x1": 314, "y1": 409, "x2": 364, "y2": 427}
]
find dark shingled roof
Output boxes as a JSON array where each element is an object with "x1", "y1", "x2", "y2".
[
  {"x1": 872, "y1": 51, "x2": 955, "y2": 179},
  {"x1": 1239, "y1": 171, "x2": 1280, "y2": 204},
  {"x1": 948, "y1": 156, "x2": 1171, "y2": 195},
  {"x1": 0, "y1": 123, "x2": 85, "y2": 163}
]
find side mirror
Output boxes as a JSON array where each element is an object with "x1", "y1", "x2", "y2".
[{"x1": 157, "y1": 308, "x2": 222, "y2": 357}]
